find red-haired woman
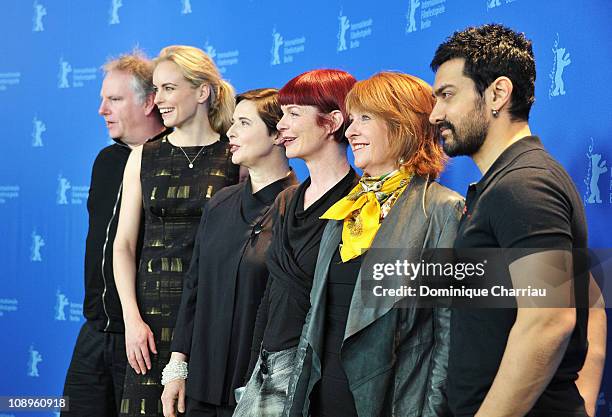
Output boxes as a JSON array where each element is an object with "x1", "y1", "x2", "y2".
[
  {"x1": 232, "y1": 69, "x2": 359, "y2": 417},
  {"x1": 283, "y1": 72, "x2": 464, "y2": 417}
]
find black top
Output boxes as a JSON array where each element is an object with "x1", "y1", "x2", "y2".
[
  {"x1": 247, "y1": 169, "x2": 360, "y2": 376},
  {"x1": 171, "y1": 173, "x2": 297, "y2": 405},
  {"x1": 310, "y1": 248, "x2": 361, "y2": 417},
  {"x1": 83, "y1": 130, "x2": 169, "y2": 332},
  {"x1": 448, "y1": 136, "x2": 589, "y2": 417}
]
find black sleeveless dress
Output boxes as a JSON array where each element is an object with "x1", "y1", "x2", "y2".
[{"x1": 120, "y1": 134, "x2": 239, "y2": 416}]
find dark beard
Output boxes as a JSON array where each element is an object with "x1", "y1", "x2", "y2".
[{"x1": 440, "y1": 99, "x2": 488, "y2": 157}]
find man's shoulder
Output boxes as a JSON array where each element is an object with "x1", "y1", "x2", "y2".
[
  {"x1": 93, "y1": 143, "x2": 130, "y2": 167},
  {"x1": 494, "y1": 154, "x2": 576, "y2": 200},
  {"x1": 503, "y1": 145, "x2": 571, "y2": 181},
  {"x1": 96, "y1": 142, "x2": 123, "y2": 156},
  {"x1": 483, "y1": 152, "x2": 582, "y2": 244}
]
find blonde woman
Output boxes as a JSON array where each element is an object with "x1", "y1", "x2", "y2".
[{"x1": 113, "y1": 45, "x2": 239, "y2": 416}]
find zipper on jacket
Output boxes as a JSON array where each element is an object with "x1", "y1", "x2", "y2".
[{"x1": 101, "y1": 183, "x2": 123, "y2": 331}]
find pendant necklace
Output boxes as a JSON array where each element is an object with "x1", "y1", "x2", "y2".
[{"x1": 177, "y1": 145, "x2": 205, "y2": 169}]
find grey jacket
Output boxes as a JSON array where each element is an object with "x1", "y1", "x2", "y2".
[{"x1": 282, "y1": 175, "x2": 464, "y2": 417}]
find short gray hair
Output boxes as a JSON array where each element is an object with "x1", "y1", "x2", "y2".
[{"x1": 103, "y1": 48, "x2": 155, "y2": 104}]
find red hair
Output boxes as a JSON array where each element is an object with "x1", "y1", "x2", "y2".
[
  {"x1": 279, "y1": 69, "x2": 356, "y2": 143},
  {"x1": 346, "y1": 72, "x2": 446, "y2": 178}
]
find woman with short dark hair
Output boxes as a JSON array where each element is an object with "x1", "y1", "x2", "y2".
[{"x1": 160, "y1": 88, "x2": 297, "y2": 417}]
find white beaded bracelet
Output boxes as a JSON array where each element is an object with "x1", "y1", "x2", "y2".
[{"x1": 161, "y1": 360, "x2": 188, "y2": 386}]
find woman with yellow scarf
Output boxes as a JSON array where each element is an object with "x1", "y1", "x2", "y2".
[{"x1": 283, "y1": 72, "x2": 464, "y2": 417}]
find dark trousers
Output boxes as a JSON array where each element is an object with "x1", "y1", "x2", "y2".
[
  {"x1": 61, "y1": 321, "x2": 127, "y2": 417},
  {"x1": 186, "y1": 397, "x2": 235, "y2": 417}
]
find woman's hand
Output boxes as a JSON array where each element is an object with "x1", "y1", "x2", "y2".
[
  {"x1": 161, "y1": 352, "x2": 188, "y2": 417},
  {"x1": 161, "y1": 378, "x2": 186, "y2": 417},
  {"x1": 114, "y1": 147, "x2": 154, "y2": 375},
  {"x1": 124, "y1": 316, "x2": 157, "y2": 374}
]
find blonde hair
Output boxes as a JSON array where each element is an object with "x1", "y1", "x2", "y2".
[
  {"x1": 346, "y1": 71, "x2": 446, "y2": 178},
  {"x1": 156, "y1": 45, "x2": 235, "y2": 134}
]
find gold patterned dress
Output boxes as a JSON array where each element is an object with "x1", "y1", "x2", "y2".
[{"x1": 120, "y1": 134, "x2": 239, "y2": 416}]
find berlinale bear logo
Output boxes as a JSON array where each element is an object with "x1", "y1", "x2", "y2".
[
  {"x1": 585, "y1": 139, "x2": 608, "y2": 205},
  {"x1": 406, "y1": 0, "x2": 420, "y2": 33},
  {"x1": 337, "y1": 10, "x2": 350, "y2": 52},
  {"x1": 205, "y1": 41, "x2": 217, "y2": 61},
  {"x1": 550, "y1": 34, "x2": 571, "y2": 98},
  {"x1": 55, "y1": 290, "x2": 69, "y2": 321},
  {"x1": 32, "y1": 116, "x2": 46, "y2": 147},
  {"x1": 28, "y1": 345, "x2": 43, "y2": 377},
  {"x1": 58, "y1": 58, "x2": 72, "y2": 89},
  {"x1": 181, "y1": 0, "x2": 192, "y2": 15},
  {"x1": 109, "y1": 0, "x2": 122, "y2": 25},
  {"x1": 271, "y1": 28, "x2": 283, "y2": 66},
  {"x1": 30, "y1": 230, "x2": 45, "y2": 262},
  {"x1": 57, "y1": 174, "x2": 71, "y2": 205},
  {"x1": 32, "y1": 1, "x2": 46, "y2": 32}
]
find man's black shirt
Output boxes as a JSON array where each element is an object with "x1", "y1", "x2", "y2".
[
  {"x1": 83, "y1": 130, "x2": 168, "y2": 332},
  {"x1": 448, "y1": 136, "x2": 589, "y2": 417}
]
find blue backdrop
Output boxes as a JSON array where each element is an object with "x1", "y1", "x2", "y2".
[{"x1": 1, "y1": 1, "x2": 610, "y2": 416}]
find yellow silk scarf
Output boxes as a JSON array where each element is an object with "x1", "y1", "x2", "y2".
[{"x1": 321, "y1": 169, "x2": 413, "y2": 262}]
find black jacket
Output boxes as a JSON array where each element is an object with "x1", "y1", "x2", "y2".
[{"x1": 83, "y1": 131, "x2": 167, "y2": 332}]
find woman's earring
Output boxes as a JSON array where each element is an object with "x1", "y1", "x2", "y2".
[{"x1": 491, "y1": 109, "x2": 499, "y2": 118}]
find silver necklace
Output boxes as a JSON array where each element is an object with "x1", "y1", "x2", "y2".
[{"x1": 177, "y1": 145, "x2": 205, "y2": 168}]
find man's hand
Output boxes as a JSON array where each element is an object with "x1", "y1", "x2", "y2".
[
  {"x1": 124, "y1": 316, "x2": 157, "y2": 374},
  {"x1": 576, "y1": 274, "x2": 606, "y2": 417}
]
